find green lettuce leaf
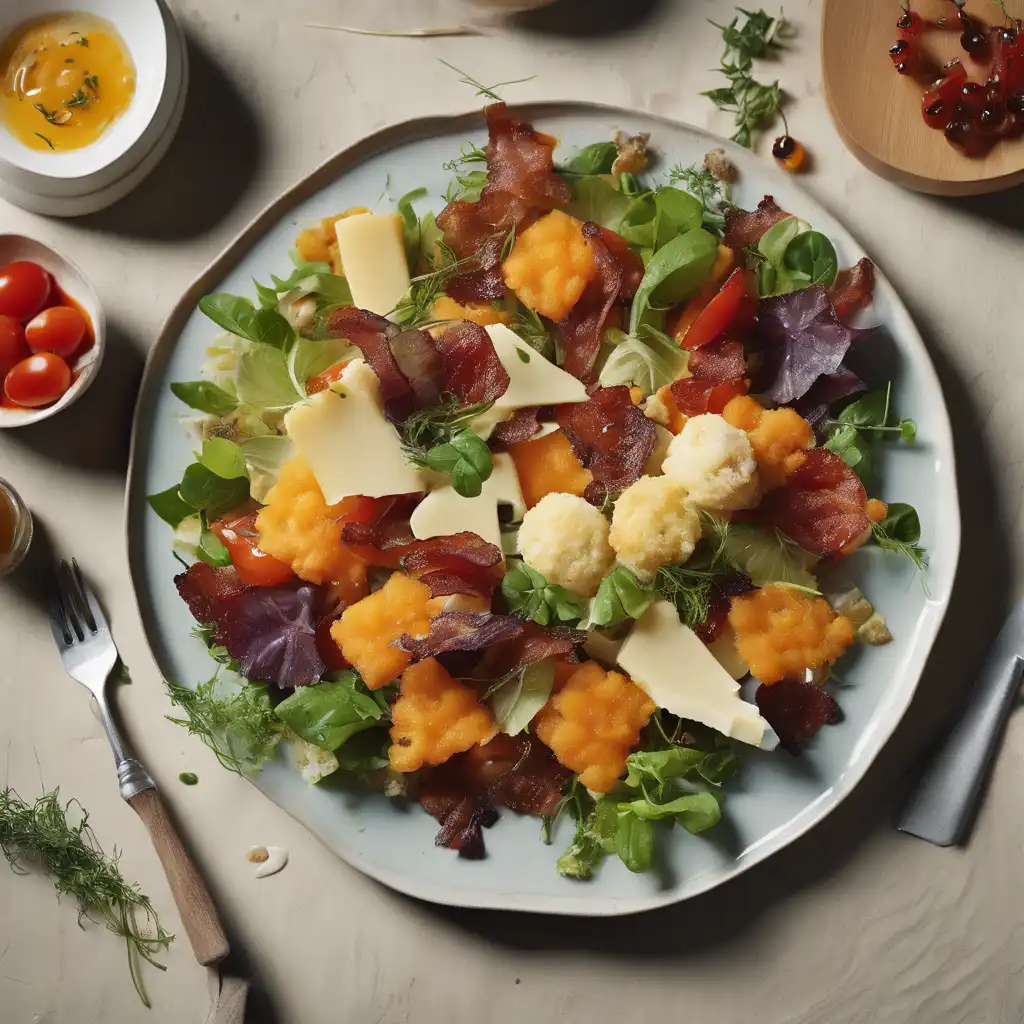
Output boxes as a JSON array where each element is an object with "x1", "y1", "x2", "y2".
[
  {"x1": 488, "y1": 660, "x2": 556, "y2": 736},
  {"x1": 598, "y1": 326, "x2": 689, "y2": 396},
  {"x1": 629, "y1": 228, "x2": 718, "y2": 334},
  {"x1": 274, "y1": 672, "x2": 385, "y2": 751}
]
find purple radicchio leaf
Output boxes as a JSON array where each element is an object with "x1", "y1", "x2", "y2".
[
  {"x1": 756, "y1": 286, "x2": 874, "y2": 405},
  {"x1": 218, "y1": 585, "x2": 325, "y2": 688},
  {"x1": 794, "y1": 366, "x2": 866, "y2": 434}
]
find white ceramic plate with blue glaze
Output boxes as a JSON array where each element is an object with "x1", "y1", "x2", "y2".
[{"x1": 126, "y1": 103, "x2": 960, "y2": 916}]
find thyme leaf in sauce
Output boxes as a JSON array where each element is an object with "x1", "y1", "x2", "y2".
[{"x1": 33, "y1": 131, "x2": 56, "y2": 149}]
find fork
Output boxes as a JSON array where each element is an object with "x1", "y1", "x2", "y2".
[{"x1": 47, "y1": 558, "x2": 230, "y2": 967}]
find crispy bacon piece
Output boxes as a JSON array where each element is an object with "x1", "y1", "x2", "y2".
[
  {"x1": 417, "y1": 734, "x2": 570, "y2": 858},
  {"x1": 328, "y1": 308, "x2": 442, "y2": 422},
  {"x1": 476, "y1": 621, "x2": 585, "y2": 680},
  {"x1": 723, "y1": 195, "x2": 789, "y2": 251},
  {"x1": 433, "y1": 320, "x2": 511, "y2": 406},
  {"x1": 756, "y1": 448, "x2": 869, "y2": 557},
  {"x1": 755, "y1": 679, "x2": 841, "y2": 755},
  {"x1": 669, "y1": 339, "x2": 748, "y2": 417},
  {"x1": 491, "y1": 406, "x2": 543, "y2": 446},
  {"x1": 557, "y1": 385, "x2": 656, "y2": 504},
  {"x1": 398, "y1": 611, "x2": 525, "y2": 659},
  {"x1": 601, "y1": 227, "x2": 645, "y2": 300},
  {"x1": 558, "y1": 222, "x2": 624, "y2": 383},
  {"x1": 829, "y1": 258, "x2": 876, "y2": 321},
  {"x1": 174, "y1": 563, "x2": 249, "y2": 635},
  {"x1": 437, "y1": 103, "x2": 571, "y2": 304},
  {"x1": 402, "y1": 533, "x2": 504, "y2": 599}
]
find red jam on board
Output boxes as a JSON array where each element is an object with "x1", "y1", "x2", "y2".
[
  {"x1": 890, "y1": 3, "x2": 1024, "y2": 157},
  {"x1": 0, "y1": 263, "x2": 94, "y2": 410}
]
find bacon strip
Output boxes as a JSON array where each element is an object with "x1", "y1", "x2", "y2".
[
  {"x1": 397, "y1": 611, "x2": 525, "y2": 659},
  {"x1": 436, "y1": 103, "x2": 571, "y2": 304},
  {"x1": 828, "y1": 258, "x2": 876, "y2": 321},
  {"x1": 756, "y1": 448, "x2": 869, "y2": 556},
  {"x1": 328, "y1": 308, "x2": 442, "y2": 422},
  {"x1": 402, "y1": 534, "x2": 504, "y2": 599},
  {"x1": 557, "y1": 385, "x2": 655, "y2": 504},
  {"x1": 723, "y1": 195, "x2": 789, "y2": 251},
  {"x1": 669, "y1": 339, "x2": 749, "y2": 417},
  {"x1": 401, "y1": 533, "x2": 503, "y2": 572},
  {"x1": 475, "y1": 622, "x2": 585, "y2": 680},
  {"x1": 432, "y1": 320, "x2": 511, "y2": 406},
  {"x1": 558, "y1": 222, "x2": 624, "y2": 383},
  {"x1": 491, "y1": 406, "x2": 543, "y2": 446},
  {"x1": 417, "y1": 734, "x2": 570, "y2": 858},
  {"x1": 756, "y1": 680, "x2": 841, "y2": 755},
  {"x1": 175, "y1": 563, "x2": 249, "y2": 637}
]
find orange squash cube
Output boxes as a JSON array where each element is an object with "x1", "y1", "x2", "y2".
[{"x1": 507, "y1": 428, "x2": 593, "y2": 509}]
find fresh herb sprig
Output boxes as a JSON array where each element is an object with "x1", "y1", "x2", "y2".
[
  {"x1": 654, "y1": 564, "x2": 721, "y2": 628},
  {"x1": 400, "y1": 395, "x2": 495, "y2": 497},
  {"x1": 166, "y1": 676, "x2": 283, "y2": 774},
  {"x1": 33, "y1": 132, "x2": 56, "y2": 149},
  {"x1": 871, "y1": 502, "x2": 928, "y2": 571},
  {"x1": 389, "y1": 241, "x2": 468, "y2": 327},
  {"x1": 438, "y1": 59, "x2": 536, "y2": 102},
  {"x1": 0, "y1": 788, "x2": 172, "y2": 1006},
  {"x1": 667, "y1": 164, "x2": 734, "y2": 234},
  {"x1": 703, "y1": 8, "x2": 789, "y2": 147},
  {"x1": 823, "y1": 384, "x2": 917, "y2": 481}
]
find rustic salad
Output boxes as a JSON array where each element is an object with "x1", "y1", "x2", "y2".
[{"x1": 148, "y1": 102, "x2": 925, "y2": 879}]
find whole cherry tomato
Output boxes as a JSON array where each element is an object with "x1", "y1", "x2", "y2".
[
  {"x1": 4, "y1": 352, "x2": 72, "y2": 408},
  {"x1": 0, "y1": 262, "x2": 51, "y2": 322},
  {"x1": 25, "y1": 305, "x2": 87, "y2": 359},
  {"x1": 0, "y1": 315, "x2": 29, "y2": 378},
  {"x1": 210, "y1": 510, "x2": 295, "y2": 587}
]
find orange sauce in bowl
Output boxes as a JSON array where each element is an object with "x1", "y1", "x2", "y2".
[{"x1": 0, "y1": 13, "x2": 136, "y2": 152}]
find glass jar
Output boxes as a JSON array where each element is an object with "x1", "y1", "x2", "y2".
[{"x1": 0, "y1": 478, "x2": 33, "y2": 576}]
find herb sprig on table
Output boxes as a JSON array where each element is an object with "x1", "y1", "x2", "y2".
[
  {"x1": 703, "y1": 7, "x2": 790, "y2": 147},
  {"x1": 0, "y1": 788, "x2": 172, "y2": 1006}
]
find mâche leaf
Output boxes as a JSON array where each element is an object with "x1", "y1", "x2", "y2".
[
  {"x1": 169, "y1": 381, "x2": 238, "y2": 416},
  {"x1": 871, "y1": 501, "x2": 928, "y2": 570},
  {"x1": 274, "y1": 671, "x2": 385, "y2": 750},
  {"x1": 501, "y1": 561, "x2": 584, "y2": 626},
  {"x1": 147, "y1": 485, "x2": 194, "y2": 528},
  {"x1": 561, "y1": 141, "x2": 618, "y2": 175},
  {"x1": 629, "y1": 228, "x2": 719, "y2": 333},
  {"x1": 586, "y1": 566, "x2": 657, "y2": 628}
]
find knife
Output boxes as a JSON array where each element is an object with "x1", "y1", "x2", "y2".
[{"x1": 897, "y1": 597, "x2": 1024, "y2": 846}]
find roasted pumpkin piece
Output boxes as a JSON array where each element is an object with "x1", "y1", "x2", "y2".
[
  {"x1": 389, "y1": 658, "x2": 496, "y2": 772},
  {"x1": 728, "y1": 585, "x2": 855, "y2": 685},
  {"x1": 330, "y1": 573, "x2": 435, "y2": 690},
  {"x1": 430, "y1": 295, "x2": 510, "y2": 327},
  {"x1": 535, "y1": 661, "x2": 655, "y2": 792},
  {"x1": 507, "y1": 428, "x2": 593, "y2": 509},
  {"x1": 502, "y1": 210, "x2": 597, "y2": 320}
]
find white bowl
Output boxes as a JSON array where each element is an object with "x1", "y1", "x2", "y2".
[
  {"x1": 0, "y1": 0, "x2": 182, "y2": 206},
  {"x1": 0, "y1": 234, "x2": 106, "y2": 428},
  {"x1": 0, "y1": 3, "x2": 187, "y2": 216}
]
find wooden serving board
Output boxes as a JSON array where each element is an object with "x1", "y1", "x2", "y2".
[{"x1": 822, "y1": 0, "x2": 1024, "y2": 194}]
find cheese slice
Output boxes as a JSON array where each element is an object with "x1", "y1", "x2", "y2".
[
  {"x1": 409, "y1": 453, "x2": 526, "y2": 551},
  {"x1": 284, "y1": 359, "x2": 425, "y2": 503},
  {"x1": 472, "y1": 324, "x2": 589, "y2": 437},
  {"x1": 333, "y1": 213, "x2": 410, "y2": 318},
  {"x1": 644, "y1": 423, "x2": 675, "y2": 476},
  {"x1": 617, "y1": 599, "x2": 768, "y2": 747}
]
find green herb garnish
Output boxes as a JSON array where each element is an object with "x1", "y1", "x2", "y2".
[
  {"x1": 667, "y1": 164, "x2": 734, "y2": 234},
  {"x1": 653, "y1": 564, "x2": 719, "y2": 628},
  {"x1": 33, "y1": 132, "x2": 56, "y2": 149},
  {"x1": 166, "y1": 677, "x2": 283, "y2": 774},
  {"x1": 823, "y1": 384, "x2": 917, "y2": 482},
  {"x1": 0, "y1": 788, "x2": 172, "y2": 1006},
  {"x1": 703, "y1": 7, "x2": 789, "y2": 147},
  {"x1": 501, "y1": 561, "x2": 584, "y2": 626},
  {"x1": 438, "y1": 59, "x2": 536, "y2": 102},
  {"x1": 389, "y1": 241, "x2": 468, "y2": 327},
  {"x1": 871, "y1": 502, "x2": 928, "y2": 571}
]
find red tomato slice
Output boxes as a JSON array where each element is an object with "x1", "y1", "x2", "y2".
[
  {"x1": 305, "y1": 359, "x2": 352, "y2": 395},
  {"x1": 681, "y1": 268, "x2": 750, "y2": 351},
  {"x1": 0, "y1": 262, "x2": 51, "y2": 322},
  {"x1": 25, "y1": 305, "x2": 87, "y2": 359},
  {"x1": 4, "y1": 352, "x2": 71, "y2": 408},
  {"x1": 706, "y1": 378, "x2": 749, "y2": 414},
  {"x1": 210, "y1": 510, "x2": 296, "y2": 587},
  {"x1": 0, "y1": 315, "x2": 29, "y2": 378}
]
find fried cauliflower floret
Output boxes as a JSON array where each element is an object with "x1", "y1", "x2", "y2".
[
  {"x1": 518, "y1": 492, "x2": 616, "y2": 597},
  {"x1": 330, "y1": 574, "x2": 435, "y2": 689},
  {"x1": 430, "y1": 295, "x2": 510, "y2": 327},
  {"x1": 728, "y1": 585, "x2": 855, "y2": 685},
  {"x1": 256, "y1": 456, "x2": 365, "y2": 595},
  {"x1": 609, "y1": 475, "x2": 700, "y2": 576},
  {"x1": 389, "y1": 658, "x2": 496, "y2": 773},
  {"x1": 662, "y1": 413, "x2": 760, "y2": 510},
  {"x1": 722, "y1": 395, "x2": 813, "y2": 490},
  {"x1": 502, "y1": 210, "x2": 597, "y2": 320},
  {"x1": 535, "y1": 662, "x2": 655, "y2": 792}
]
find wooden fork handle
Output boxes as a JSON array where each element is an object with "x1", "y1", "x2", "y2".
[{"x1": 127, "y1": 787, "x2": 230, "y2": 966}]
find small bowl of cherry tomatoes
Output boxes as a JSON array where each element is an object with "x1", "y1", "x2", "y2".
[{"x1": 0, "y1": 234, "x2": 105, "y2": 428}]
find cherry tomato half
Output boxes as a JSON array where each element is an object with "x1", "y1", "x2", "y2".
[
  {"x1": 210, "y1": 510, "x2": 295, "y2": 587},
  {"x1": 4, "y1": 352, "x2": 72, "y2": 408},
  {"x1": 0, "y1": 261, "x2": 51, "y2": 322},
  {"x1": 25, "y1": 305, "x2": 87, "y2": 359},
  {"x1": 681, "y1": 268, "x2": 752, "y2": 351},
  {"x1": 0, "y1": 315, "x2": 29, "y2": 378}
]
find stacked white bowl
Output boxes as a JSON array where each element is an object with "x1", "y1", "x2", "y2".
[{"x1": 0, "y1": 0, "x2": 188, "y2": 216}]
